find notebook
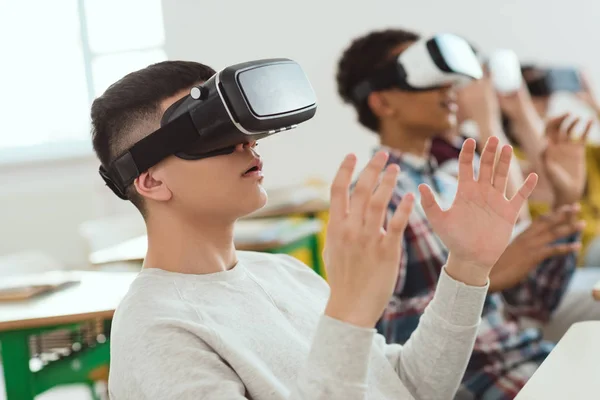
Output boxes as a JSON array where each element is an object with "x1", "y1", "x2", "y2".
[
  {"x1": 0, "y1": 271, "x2": 81, "y2": 301},
  {"x1": 234, "y1": 218, "x2": 323, "y2": 245}
]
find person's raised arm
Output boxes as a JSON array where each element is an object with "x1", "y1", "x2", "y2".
[
  {"x1": 115, "y1": 144, "x2": 536, "y2": 400},
  {"x1": 377, "y1": 137, "x2": 538, "y2": 399},
  {"x1": 497, "y1": 85, "x2": 547, "y2": 163},
  {"x1": 540, "y1": 113, "x2": 592, "y2": 209},
  {"x1": 457, "y1": 75, "x2": 531, "y2": 221},
  {"x1": 324, "y1": 138, "x2": 538, "y2": 399}
]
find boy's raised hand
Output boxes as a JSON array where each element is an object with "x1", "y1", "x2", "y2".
[
  {"x1": 323, "y1": 151, "x2": 414, "y2": 329},
  {"x1": 420, "y1": 137, "x2": 538, "y2": 285},
  {"x1": 323, "y1": 138, "x2": 537, "y2": 329}
]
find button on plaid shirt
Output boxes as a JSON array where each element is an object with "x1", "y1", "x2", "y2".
[{"x1": 374, "y1": 145, "x2": 577, "y2": 397}]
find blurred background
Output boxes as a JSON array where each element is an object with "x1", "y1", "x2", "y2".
[
  {"x1": 1, "y1": 0, "x2": 599, "y2": 268},
  {"x1": 1, "y1": 0, "x2": 600, "y2": 398}
]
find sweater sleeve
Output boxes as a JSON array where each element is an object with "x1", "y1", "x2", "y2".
[
  {"x1": 109, "y1": 267, "x2": 487, "y2": 400},
  {"x1": 108, "y1": 313, "x2": 376, "y2": 399},
  {"x1": 376, "y1": 267, "x2": 489, "y2": 400}
]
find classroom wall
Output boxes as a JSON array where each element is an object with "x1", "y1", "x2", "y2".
[{"x1": 1, "y1": 0, "x2": 599, "y2": 268}]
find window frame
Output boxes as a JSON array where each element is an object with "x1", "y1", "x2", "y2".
[{"x1": 0, "y1": 0, "x2": 166, "y2": 167}]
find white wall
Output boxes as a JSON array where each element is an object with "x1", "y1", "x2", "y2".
[
  {"x1": 162, "y1": 0, "x2": 600, "y2": 186},
  {"x1": 1, "y1": 0, "x2": 600, "y2": 268}
]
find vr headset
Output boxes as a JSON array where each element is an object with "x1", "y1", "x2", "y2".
[
  {"x1": 351, "y1": 33, "x2": 483, "y2": 103},
  {"x1": 99, "y1": 58, "x2": 317, "y2": 200},
  {"x1": 487, "y1": 49, "x2": 523, "y2": 94},
  {"x1": 522, "y1": 66, "x2": 582, "y2": 97}
]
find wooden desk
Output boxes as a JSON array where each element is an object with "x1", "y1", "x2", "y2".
[
  {"x1": 515, "y1": 321, "x2": 600, "y2": 399},
  {"x1": 89, "y1": 218, "x2": 325, "y2": 276},
  {"x1": 0, "y1": 271, "x2": 137, "y2": 400}
]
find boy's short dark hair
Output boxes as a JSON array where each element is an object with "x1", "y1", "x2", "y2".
[
  {"x1": 336, "y1": 29, "x2": 420, "y2": 133},
  {"x1": 91, "y1": 61, "x2": 216, "y2": 215}
]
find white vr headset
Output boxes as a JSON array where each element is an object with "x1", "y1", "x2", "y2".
[
  {"x1": 351, "y1": 33, "x2": 483, "y2": 102},
  {"x1": 487, "y1": 48, "x2": 523, "y2": 94}
]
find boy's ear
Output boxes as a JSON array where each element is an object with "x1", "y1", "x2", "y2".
[
  {"x1": 367, "y1": 92, "x2": 394, "y2": 118},
  {"x1": 134, "y1": 170, "x2": 172, "y2": 202}
]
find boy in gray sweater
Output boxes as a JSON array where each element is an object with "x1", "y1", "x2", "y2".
[{"x1": 90, "y1": 60, "x2": 537, "y2": 399}]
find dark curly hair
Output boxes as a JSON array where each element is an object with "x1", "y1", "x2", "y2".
[{"x1": 336, "y1": 29, "x2": 420, "y2": 132}]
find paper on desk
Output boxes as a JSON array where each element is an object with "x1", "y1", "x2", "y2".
[
  {"x1": 0, "y1": 271, "x2": 81, "y2": 301},
  {"x1": 261, "y1": 186, "x2": 323, "y2": 212},
  {"x1": 234, "y1": 218, "x2": 322, "y2": 245},
  {"x1": 0, "y1": 270, "x2": 81, "y2": 291},
  {"x1": 90, "y1": 218, "x2": 324, "y2": 265}
]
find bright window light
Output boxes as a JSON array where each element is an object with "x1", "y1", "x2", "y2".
[{"x1": 0, "y1": 0, "x2": 167, "y2": 157}]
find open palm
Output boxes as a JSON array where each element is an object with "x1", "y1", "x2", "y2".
[
  {"x1": 420, "y1": 137, "x2": 538, "y2": 269},
  {"x1": 542, "y1": 113, "x2": 591, "y2": 206}
]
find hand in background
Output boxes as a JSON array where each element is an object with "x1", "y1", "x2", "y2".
[
  {"x1": 419, "y1": 137, "x2": 538, "y2": 286},
  {"x1": 576, "y1": 72, "x2": 600, "y2": 115},
  {"x1": 542, "y1": 113, "x2": 592, "y2": 208},
  {"x1": 489, "y1": 204, "x2": 584, "y2": 292},
  {"x1": 323, "y1": 152, "x2": 414, "y2": 328},
  {"x1": 497, "y1": 84, "x2": 538, "y2": 124},
  {"x1": 456, "y1": 73, "x2": 501, "y2": 131}
]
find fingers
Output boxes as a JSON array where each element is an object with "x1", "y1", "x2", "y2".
[
  {"x1": 384, "y1": 193, "x2": 415, "y2": 247},
  {"x1": 478, "y1": 136, "x2": 500, "y2": 185},
  {"x1": 537, "y1": 204, "x2": 573, "y2": 227},
  {"x1": 509, "y1": 173, "x2": 538, "y2": 213},
  {"x1": 329, "y1": 154, "x2": 357, "y2": 225},
  {"x1": 532, "y1": 204, "x2": 584, "y2": 243},
  {"x1": 581, "y1": 119, "x2": 593, "y2": 143},
  {"x1": 364, "y1": 164, "x2": 400, "y2": 233},
  {"x1": 552, "y1": 203, "x2": 581, "y2": 225},
  {"x1": 458, "y1": 138, "x2": 476, "y2": 183},
  {"x1": 564, "y1": 117, "x2": 580, "y2": 140},
  {"x1": 539, "y1": 217, "x2": 585, "y2": 244},
  {"x1": 348, "y1": 151, "x2": 389, "y2": 226},
  {"x1": 566, "y1": 203, "x2": 582, "y2": 224},
  {"x1": 545, "y1": 113, "x2": 570, "y2": 142},
  {"x1": 419, "y1": 184, "x2": 444, "y2": 225},
  {"x1": 531, "y1": 204, "x2": 571, "y2": 231},
  {"x1": 492, "y1": 144, "x2": 513, "y2": 194},
  {"x1": 541, "y1": 241, "x2": 582, "y2": 259}
]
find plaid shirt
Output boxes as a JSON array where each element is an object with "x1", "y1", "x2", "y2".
[{"x1": 375, "y1": 144, "x2": 577, "y2": 397}]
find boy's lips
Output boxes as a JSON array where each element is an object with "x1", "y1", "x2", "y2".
[{"x1": 242, "y1": 158, "x2": 264, "y2": 178}]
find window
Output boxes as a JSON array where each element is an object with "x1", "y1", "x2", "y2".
[{"x1": 0, "y1": 0, "x2": 167, "y2": 156}]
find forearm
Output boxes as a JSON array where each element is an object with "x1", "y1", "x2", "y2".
[
  {"x1": 476, "y1": 119, "x2": 528, "y2": 206},
  {"x1": 488, "y1": 265, "x2": 523, "y2": 293},
  {"x1": 388, "y1": 267, "x2": 488, "y2": 399},
  {"x1": 445, "y1": 252, "x2": 490, "y2": 287},
  {"x1": 510, "y1": 109, "x2": 546, "y2": 164},
  {"x1": 502, "y1": 234, "x2": 578, "y2": 321},
  {"x1": 294, "y1": 315, "x2": 373, "y2": 400},
  {"x1": 315, "y1": 270, "x2": 484, "y2": 400}
]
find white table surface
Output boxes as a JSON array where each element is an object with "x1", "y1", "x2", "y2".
[{"x1": 515, "y1": 320, "x2": 600, "y2": 399}]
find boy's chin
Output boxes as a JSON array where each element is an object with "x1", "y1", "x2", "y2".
[
  {"x1": 254, "y1": 189, "x2": 268, "y2": 209},
  {"x1": 239, "y1": 190, "x2": 268, "y2": 217}
]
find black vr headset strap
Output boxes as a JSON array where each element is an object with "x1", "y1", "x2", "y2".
[
  {"x1": 351, "y1": 62, "x2": 407, "y2": 104},
  {"x1": 99, "y1": 112, "x2": 198, "y2": 199}
]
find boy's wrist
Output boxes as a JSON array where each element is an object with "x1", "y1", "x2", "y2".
[
  {"x1": 445, "y1": 253, "x2": 490, "y2": 288},
  {"x1": 324, "y1": 297, "x2": 375, "y2": 329}
]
